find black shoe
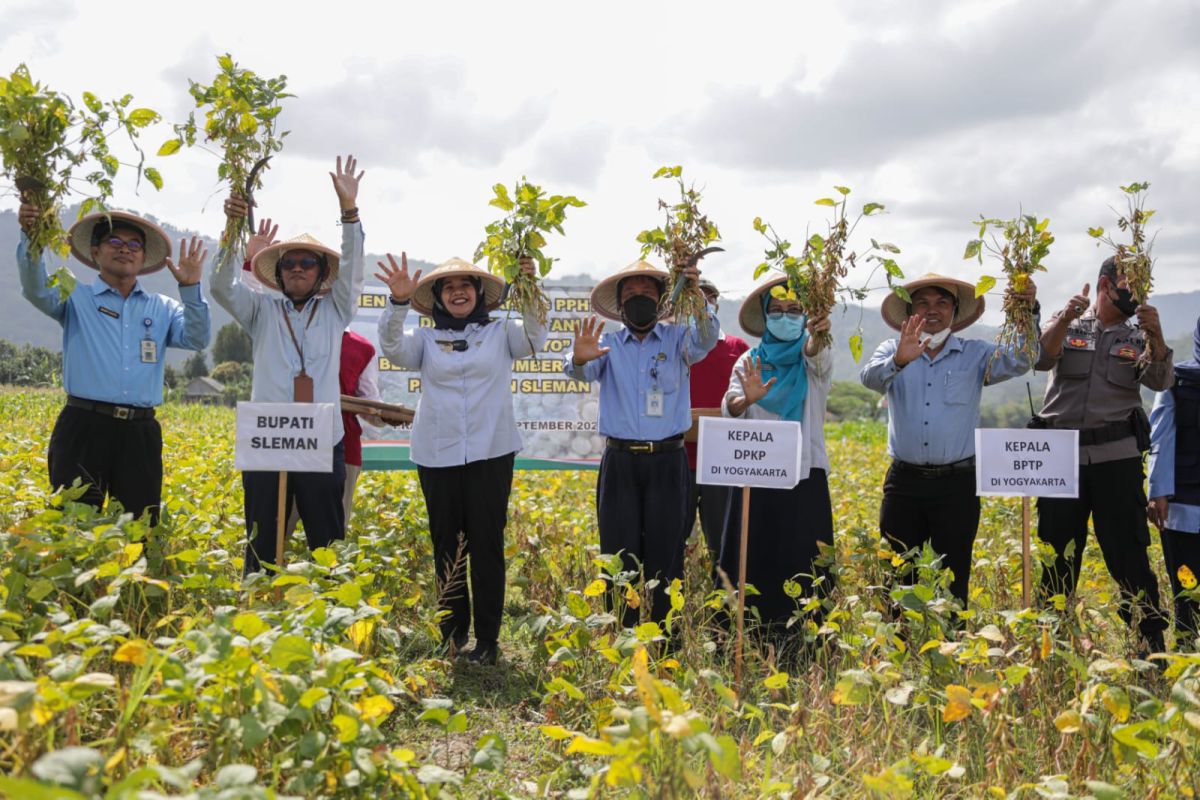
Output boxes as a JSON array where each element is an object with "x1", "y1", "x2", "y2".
[{"x1": 466, "y1": 641, "x2": 499, "y2": 665}]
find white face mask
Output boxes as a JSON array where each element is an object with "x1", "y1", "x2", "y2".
[{"x1": 919, "y1": 327, "x2": 952, "y2": 348}]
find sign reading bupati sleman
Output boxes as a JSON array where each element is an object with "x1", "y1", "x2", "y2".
[{"x1": 235, "y1": 402, "x2": 335, "y2": 473}]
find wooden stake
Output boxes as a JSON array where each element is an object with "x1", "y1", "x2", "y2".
[
  {"x1": 1021, "y1": 496, "x2": 1032, "y2": 607},
  {"x1": 734, "y1": 485, "x2": 751, "y2": 693},
  {"x1": 275, "y1": 471, "x2": 288, "y2": 568}
]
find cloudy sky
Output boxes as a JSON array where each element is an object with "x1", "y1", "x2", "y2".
[{"x1": 2, "y1": 0, "x2": 1197, "y2": 321}]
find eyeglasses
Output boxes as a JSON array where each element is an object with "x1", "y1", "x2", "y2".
[
  {"x1": 279, "y1": 257, "x2": 320, "y2": 271},
  {"x1": 100, "y1": 236, "x2": 145, "y2": 252},
  {"x1": 766, "y1": 310, "x2": 804, "y2": 321}
]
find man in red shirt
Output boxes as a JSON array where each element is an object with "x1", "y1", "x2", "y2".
[{"x1": 686, "y1": 279, "x2": 750, "y2": 560}]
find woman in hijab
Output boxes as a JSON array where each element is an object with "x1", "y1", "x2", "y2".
[
  {"x1": 718, "y1": 276, "x2": 834, "y2": 653},
  {"x1": 1148, "y1": 314, "x2": 1200, "y2": 647},
  {"x1": 376, "y1": 253, "x2": 545, "y2": 665}
]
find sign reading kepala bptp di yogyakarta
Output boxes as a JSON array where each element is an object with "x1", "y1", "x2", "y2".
[{"x1": 974, "y1": 428, "x2": 1079, "y2": 498}]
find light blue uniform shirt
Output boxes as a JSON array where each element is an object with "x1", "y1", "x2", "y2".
[
  {"x1": 17, "y1": 234, "x2": 211, "y2": 407},
  {"x1": 1148, "y1": 389, "x2": 1200, "y2": 534},
  {"x1": 861, "y1": 333, "x2": 1037, "y2": 465},
  {"x1": 564, "y1": 310, "x2": 720, "y2": 441},
  {"x1": 210, "y1": 223, "x2": 364, "y2": 443}
]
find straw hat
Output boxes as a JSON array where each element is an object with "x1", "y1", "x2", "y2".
[
  {"x1": 68, "y1": 211, "x2": 171, "y2": 275},
  {"x1": 737, "y1": 276, "x2": 795, "y2": 338},
  {"x1": 880, "y1": 273, "x2": 986, "y2": 332},
  {"x1": 250, "y1": 234, "x2": 340, "y2": 294},
  {"x1": 411, "y1": 258, "x2": 506, "y2": 316},
  {"x1": 589, "y1": 260, "x2": 669, "y2": 322}
]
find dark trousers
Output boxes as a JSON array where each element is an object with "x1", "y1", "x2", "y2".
[
  {"x1": 1161, "y1": 528, "x2": 1200, "y2": 641},
  {"x1": 1036, "y1": 456, "x2": 1167, "y2": 647},
  {"x1": 243, "y1": 442, "x2": 347, "y2": 573},
  {"x1": 687, "y1": 468, "x2": 731, "y2": 560},
  {"x1": 47, "y1": 404, "x2": 163, "y2": 525},
  {"x1": 417, "y1": 452, "x2": 515, "y2": 646},
  {"x1": 880, "y1": 464, "x2": 980, "y2": 606},
  {"x1": 597, "y1": 446, "x2": 690, "y2": 627}
]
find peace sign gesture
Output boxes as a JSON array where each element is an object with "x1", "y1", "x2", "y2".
[
  {"x1": 374, "y1": 252, "x2": 421, "y2": 303},
  {"x1": 330, "y1": 154, "x2": 364, "y2": 211},
  {"x1": 571, "y1": 315, "x2": 611, "y2": 365}
]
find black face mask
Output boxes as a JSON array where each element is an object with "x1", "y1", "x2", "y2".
[
  {"x1": 1110, "y1": 286, "x2": 1139, "y2": 317},
  {"x1": 621, "y1": 294, "x2": 659, "y2": 332}
]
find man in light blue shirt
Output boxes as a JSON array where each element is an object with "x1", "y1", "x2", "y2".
[
  {"x1": 861, "y1": 273, "x2": 1038, "y2": 608},
  {"x1": 565, "y1": 260, "x2": 719, "y2": 626},
  {"x1": 17, "y1": 204, "x2": 211, "y2": 524},
  {"x1": 213, "y1": 155, "x2": 365, "y2": 573},
  {"x1": 1148, "y1": 314, "x2": 1200, "y2": 645}
]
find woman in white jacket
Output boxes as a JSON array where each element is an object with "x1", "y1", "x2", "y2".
[
  {"x1": 376, "y1": 254, "x2": 545, "y2": 665},
  {"x1": 719, "y1": 276, "x2": 834, "y2": 648}
]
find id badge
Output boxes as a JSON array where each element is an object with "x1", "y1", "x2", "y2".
[
  {"x1": 140, "y1": 339, "x2": 158, "y2": 363},
  {"x1": 646, "y1": 389, "x2": 664, "y2": 417},
  {"x1": 293, "y1": 373, "x2": 314, "y2": 403}
]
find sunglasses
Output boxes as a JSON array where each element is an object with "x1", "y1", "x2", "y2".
[
  {"x1": 766, "y1": 310, "x2": 804, "y2": 321},
  {"x1": 100, "y1": 236, "x2": 145, "y2": 252},
  {"x1": 279, "y1": 257, "x2": 320, "y2": 271}
]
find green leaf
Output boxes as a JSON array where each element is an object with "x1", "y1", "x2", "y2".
[
  {"x1": 332, "y1": 581, "x2": 362, "y2": 607},
  {"x1": 232, "y1": 611, "x2": 269, "y2": 639},
  {"x1": 267, "y1": 634, "x2": 314, "y2": 671},
  {"x1": 1084, "y1": 780, "x2": 1127, "y2": 800},
  {"x1": 446, "y1": 711, "x2": 468, "y2": 734},
  {"x1": 1087, "y1": 226, "x2": 1104, "y2": 238},
  {"x1": 753, "y1": 262, "x2": 770, "y2": 280},
  {"x1": 963, "y1": 240, "x2": 982, "y2": 261},
  {"x1": 144, "y1": 167, "x2": 163, "y2": 191},
  {"x1": 215, "y1": 764, "x2": 257, "y2": 789},
  {"x1": 30, "y1": 747, "x2": 104, "y2": 795},
  {"x1": 814, "y1": 198, "x2": 836, "y2": 207},
  {"x1": 974, "y1": 275, "x2": 996, "y2": 297},
  {"x1": 834, "y1": 185, "x2": 851, "y2": 195},
  {"x1": 471, "y1": 734, "x2": 507, "y2": 771},
  {"x1": 0, "y1": 776, "x2": 88, "y2": 800},
  {"x1": 127, "y1": 108, "x2": 158, "y2": 127},
  {"x1": 762, "y1": 672, "x2": 789, "y2": 689},
  {"x1": 157, "y1": 139, "x2": 182, "y2": 156},
  {"x1": 862, "y1": 202, "x2": 885, "y2": 215}
]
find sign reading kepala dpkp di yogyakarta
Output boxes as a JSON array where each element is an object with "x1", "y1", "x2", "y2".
[{"x1": 348, "y1": 283, "x2": 603, "y2": 470}]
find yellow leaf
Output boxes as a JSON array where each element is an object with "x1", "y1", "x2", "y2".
[
  {"x1": 1178, "y1": 564, "x2": 1197, "y2": 590},
  {"x1": 942, "y1": 684, "x2": 973, "y2": 722},
  {"x1": 332, "y1": 713, "x2": 358, "y2": 742},
  {"x1": 122, "y1": 542, "x2": 144, "y2": 566},
  {"x1": 566, "y1": 735, "x2": 616, "y2": 756},
  {"x1": 1040, "y1": 628, "x2": 1052, "y2": 660},
  {"x1": 540, "y1": 725, "x2": 574, "y2": 741},
  {"x1": 632, "y1": 647, "x2": 662, "y2": 721},
  {"x1": 624, "y1": 584, "x2": 641, "y2": 609},
  {"x1": 105, "y1": 747, "x2": 126, "y2": 772},
  {"x1": 355, "y1": 694, "x2": 395, "y2": 724},
  {"x1": 1054, "y1": 710, "x2": 1083, "y2": 733},
  {"x1": 762, "y1": 672, "x2": 789, "y2": 690},
  {"x1": 348, "y1": 619, "x2": 375, "y2": 649},
  {"x1": 113, "y1": 640, "x2": 149, "y2": 666},
  {"x1": 392, "y1": 747, "x2": 416, "y2": 762},
  {"x1": 583, "y1": 579, "x2": 607, "y2": 597},
  {"x1": 14, "y1": 644, "x2": 51, "y2": 659}
]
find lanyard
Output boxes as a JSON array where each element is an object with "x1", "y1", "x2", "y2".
[{"x1": 281, "y1": 299, "x2": 321, "y2": 375}]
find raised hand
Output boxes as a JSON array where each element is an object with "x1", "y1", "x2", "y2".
[
  {"x1": 330, "y1": 154, "x2": 364, "y2": 211},
  {"x1": 1009, "y1": 276, "x2": 1038, "y2": 305},
  {"x1": 893, "y1": 314, "x2": 929, "y2": 367},
  {"x1": 681, "y1": 264, "x2": 701, "y2": 285},
  {"x1": 738, "y1": 356, "x2": 777, "y2": 406},
  {"x1": 374, "y1": 252, "x2": 421, "y2": 302},
  {"x1": 166, "y1": 236, "x2": 208, "y2": 286},
  {"x1": 572, "y1": 315, "x2": 610, "y2": 365},
  {"x1": 247, "y1": 218, "x2": 279, "y2": 262},
  {"x1": 224, "y1": 195, "x2": 250, "y2": 222},
  {"x1": 805, "y1": 311, "x2": 832, "y2": 355},
  {"x1": 18, "y1": 203, "x2": 40, "y2": 234},
  {"x1": 1063, "y1": 283, "x2": 1090, "y2": 321}
]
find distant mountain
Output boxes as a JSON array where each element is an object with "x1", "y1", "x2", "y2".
[{"x1": 3, "y1": 206, "x2": 1195, "y2": 387}]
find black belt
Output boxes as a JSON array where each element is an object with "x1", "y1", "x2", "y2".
[
  {"x1": 891, "y1": 457, "x2": 975, "y2": 478},
  {"x1": 606, "y1": 435, "x2": 685, "y2": 455},
  {"x1": 66, "y1": 395, "x2": 155, "y2": 421},
  {"x1": 1075, "y1": 419, "x2": 1134, "y2": 447}
]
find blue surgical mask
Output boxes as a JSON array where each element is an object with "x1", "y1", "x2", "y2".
[{"x1": 765, "y1": 313, "x2": 807, "y2": 341}]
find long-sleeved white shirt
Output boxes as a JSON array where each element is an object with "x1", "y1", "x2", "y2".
[
  {"x1": 722, "y1": 345, "x2": 833, "y2": 482},
  {"x1": 378, "y1": 304, "x2": 547, "y2": 467},
  {"x1": 210, "y1": 223, "x2": 365, "y2": 443}
]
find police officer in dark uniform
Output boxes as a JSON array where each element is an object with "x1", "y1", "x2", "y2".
[{"x1": 1034, "y1": 257, "x2": 1173, "y2": 655}]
